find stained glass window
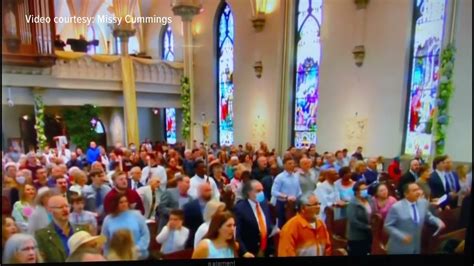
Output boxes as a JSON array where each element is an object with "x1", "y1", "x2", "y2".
[
  {"x1": 293, "y1": 0, "x2": 323, "y2": 148},
  {"x1": 162, "y1": 25, "x2": 175, "y2": 61},
  {"x1": 404, "y1": 0, "x2": 447, "y2": 155},
  {"x1": 165, "y1": 108, "x2": 177, "y2": 145},
  {"x1": 217, "y1": 3, "x2": 235, "y2": 146}
]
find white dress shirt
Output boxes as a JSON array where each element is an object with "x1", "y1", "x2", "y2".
[
  {"x1": 248, "y1": 199, "x2": 267, "y2": 231},
  {"x1": 156, "y1": 225, "x2": 189, "y2": 254},
  {"x1": 314, "y1": 181, "x2": 341, "y2": 222},
  {"x1": 189, "y1": 175, "x2": 220, "y2": 201},
  {"x1": 141, "y1": 165, "x2": 168, "y2": 190},
  {"x1": 408, "y1": 200, "x2": 420, "y2": 224}
]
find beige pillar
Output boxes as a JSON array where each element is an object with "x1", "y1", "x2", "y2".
[
  {"x1": 114, "y1": 28, "x2": 140, "y2": 145},
  {"x1": 171, "y1": 0, "x2": 201, "y2": 148}
]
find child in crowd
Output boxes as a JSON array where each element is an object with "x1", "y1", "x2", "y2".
[
  {"x1": 69, "y1": 195, "x2": 98, "y2": 235},
  {"x1": 156, "y1": 209, "x2": 189, "y2": 255},
  {"x1": 106, "y1": 229, "x2": 138, "y2": 261}
]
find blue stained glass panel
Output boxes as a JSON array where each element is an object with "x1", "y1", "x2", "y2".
[
  {"x1": 293, "y1": 0, "x2": 323, "y2": 148},
  {"x1": 163, "y1": 25, "x2": 175, "y2": 61},
  {"x1": 218, "y1": 4, "x2": 234, "y2": 146},
  {"x1": 404, "y1": 0, "x2": 447, "y2": 155}
]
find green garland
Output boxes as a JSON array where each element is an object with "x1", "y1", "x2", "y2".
[
  {"x1": 434, "y1": 44, "x2": 456, "y2": 156},
  {"x1": 181, "y1": 76, "x2": 191, "y2": 140},
  {"x1": 34, "y1": 95, "x2": 47, "y2": 151}
]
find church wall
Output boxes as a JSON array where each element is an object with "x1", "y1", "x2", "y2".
[{"x1": 190, "y1": 0, "x2": 472, "y2": 162}]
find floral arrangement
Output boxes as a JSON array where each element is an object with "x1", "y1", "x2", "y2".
[
  {"x1": 34, "y1": 94, "x2": 48, "y2": 150},
  {"x1": 181, "y1": 76, "x2": 191, "y2": 141},
  {"x1": 434, "y1": 44, "x2": 456, "y2": 156}
]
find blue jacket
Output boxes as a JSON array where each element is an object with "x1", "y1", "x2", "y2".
[{"x1": 86, "y1": 147, "x2": 100, "y2": 165}]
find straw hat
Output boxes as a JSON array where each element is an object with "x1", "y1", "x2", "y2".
[{"x1": 67, "y1": 231, "x2": 106, "y2": 255}]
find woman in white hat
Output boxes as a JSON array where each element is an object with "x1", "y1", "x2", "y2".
[
  {"x1": 27, "y1": 187, "x2": 53, "y2": 234},
  {"x1": 66, "y1": 231, "x2": 106, "y2": 262}
]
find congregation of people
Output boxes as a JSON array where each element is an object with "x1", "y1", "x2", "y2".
[{"x1": 1, "y1": 140, "x2": 471, "y2": 263}]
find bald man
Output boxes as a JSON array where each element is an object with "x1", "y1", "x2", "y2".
[
  {"x1": 128, "y1": 166, "x2": 144, "y2": 190},
  {"x1": 35, "y1": 195, "x2": 88, "y2": 263},
  {"x1": 183, "y1": 182, "x2": 213, "y2": 248},
  {"x1": 364, "y1": 157, "x2": 379, "y2": 185},
  {"x1": 298, "y1": 157, "x2": 317, "y2": 194},
  {"x1": 399, "y1": 160, "x2": 421, "y2": 199}
]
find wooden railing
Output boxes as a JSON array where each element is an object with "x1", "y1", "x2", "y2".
[{"x1": 2, "y1": 0, "x2": 56, "y2": 67}]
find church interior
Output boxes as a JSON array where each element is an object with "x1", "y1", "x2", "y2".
[{"x1": 1, "y1": 0, "x2": 472, "y2": 262}]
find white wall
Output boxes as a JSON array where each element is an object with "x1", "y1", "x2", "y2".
[
  {"x1": 190, "y1": 0, "x2": 471, "y2": 162},
  {"x1": 446, "y1": 0, "x2": 472, "y2": 162}
]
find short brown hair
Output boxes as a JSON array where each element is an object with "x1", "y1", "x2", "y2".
[
  {"x1": 112, "y1": 171, "x2": 126, "y2": 182},
  {"x1": 70, "y1": 195, "x2": 85, "y2": 205},
  {"x1": 88, "y1": 169, "x2": 104, "y2": 180},
  {"x1": 170, "y1": 209, "x2": 184, "y2": 220}
]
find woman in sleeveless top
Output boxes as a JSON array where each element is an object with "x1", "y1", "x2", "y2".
[{"x1": 192, "y1": 211, "x2": 238, "y2": 259}]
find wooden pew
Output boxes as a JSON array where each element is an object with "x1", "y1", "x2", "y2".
[
  {"x1": 147, "y1": 220, "x2": 161, "y2": 259},
  {"x1": 421, "y1": 208, "x2": 463, "y2": 254},
  {"x1": 427, "y1": 228, "x2": 466, "y2": 254},
  {"x1": 324, "y1": 207, "x2": 348, "y2": 251},
  {"x1": 162, "y1": 249, "x2": 194, "y2": 260},
  {"x1": 370, "y1": 213, "x2": 388, "y2": 255}
]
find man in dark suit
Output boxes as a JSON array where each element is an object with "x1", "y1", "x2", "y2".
[
  {"x1": 128, "y1": 166, "x2": 144, "y2": 190},
  {"x1": 398, "y1": 159, "x2": 421, "y2": 198},
  {"x1": 35, "y1": 195, "x2": 88, "y2": 262},
  {"x1": 251, "y1": 156, "x2": 270, "y2": 181},
  {"x1": 183, "y1": 182, "x2": 213, "y2": 248},
  {"x1": 235, "y1": 180, "x2": 276, "y2": 258},
  {"x1": 443, "y1": 156, "x2": 461, "y2": 208},
  {"x1": 429, "y1": 155, "x2": 460, "y2": 209},
  {"x1": 156, "y1": 175, "x2": 193, "y2": 233},
  {"x1": 364, "y1": 157, "x2": 379, "y2": 185},
  {"x1": 53, "y1": 176, "x2": 75, "y2": 204}
]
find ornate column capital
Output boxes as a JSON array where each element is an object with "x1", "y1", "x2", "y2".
[
  {"x1": 354, "y1": 0, "x2": 370, "y2": 10},
  {"x1": 113, "y1": 28, "x2": 136, "y2": 40},
  {"x1": 171, "y1": 0, "x2": 201, "y2": 21}
]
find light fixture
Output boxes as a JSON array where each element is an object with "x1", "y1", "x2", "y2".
[
  {"x1": 22, "y1": 115, "x2": 29, "y2": 120},
  {"x1": 352, "y1": 45, "x2": 365, "y2": 67},
  {"x1": 250, "y1": 0, "x2": 267, "y2": 32},
  {"x1": 254, "y1": 61, "x2": 263, "y2": 78},
  {"x1": 152, "y1": 108, "x2": 160, "y2": 115}
]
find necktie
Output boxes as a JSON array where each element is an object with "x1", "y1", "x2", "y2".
[
  {"x1": 163, "y1": 230, "x2": 175, "y2": 254},
  {"x1": 411, "y1": 204, "x2": 418, "y2": 224},
  {"x1": 135, "y1": 181, "x2": 139, "y2": 190},
  {"x1": 255, "y1": 203, "x2": 267, "y2": 252},
  {"x1": 448, "y1": 172, "x2": 455, "y2": 192},
  {"x1": 95, "y1": 187, "x2": 102, "y2": 210},
  {"x1": 149, "y1": 190, "x2": 156, "y2": 219},
  {"x1": 445, "y1": 174, "x2": 452, "y2": 192}
]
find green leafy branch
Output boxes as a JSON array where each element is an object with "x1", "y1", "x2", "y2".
[
  {"x1": 63, "y1": 104, "x2": 101, "y2": 150},
  {"x1": 434, "y1": 44, "x2": 456, "y2": 156},
  {"x1": 34, "y1": 95, "x2": 47, "y2": 151},
  {"x1": 181, "y1": 76, "x2": 191, "y2": 141}
]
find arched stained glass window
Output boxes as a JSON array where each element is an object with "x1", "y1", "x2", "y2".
[
  {"x1": 293, "y1": 0, "x2": 323, "y2": 148},
  {"x1": 403, "y1": 0, "x2": 447, "y2": 155},
  {"x1": 165, "y1": 108, "x2": 177, "y2": 145},
  {"x1": 217, "y1": 3, "x2": 235, "y2": 146},
  {"x1": 162, "y1": 25, "x2": 175, "y2": 61}
]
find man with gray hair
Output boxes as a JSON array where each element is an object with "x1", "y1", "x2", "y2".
[
  {"x1": 137, "y1": 176, "x2": 162, "y2": 219},
  {"x1": 278, "y1": 192, "x2": 331, "y2": 256},
  {"x1": 298, "y1": 157, "x2": 317, "y2": 194},
  {"x1": 364, "y1": 157, "x2": 379, "y2": 185},
  {"x1": 235, "y1": 180, "x2": 276, "y2": 258},
  {"x1": 399, "y1": 159, "x2": 421, "y2": 198}
]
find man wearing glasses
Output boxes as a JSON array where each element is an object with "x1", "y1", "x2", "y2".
[
  {"x1": 278, "y1": 193, "x2": 332, "y2": 257},
  {"x1": 34, "y1": 195, "x2": 89, "y2": 263}
]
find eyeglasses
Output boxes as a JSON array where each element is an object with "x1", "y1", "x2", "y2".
[{"x1": 305, "y1": 202, "x2": 321, "y2": 207}]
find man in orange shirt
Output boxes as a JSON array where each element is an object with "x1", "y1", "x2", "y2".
[{"x1": 278, "y1": 193, "x2": 332, "y2": 257}]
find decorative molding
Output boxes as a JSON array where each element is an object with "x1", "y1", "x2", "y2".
[
  {"x1": 254, "y1": 61, "x2": 263, "y2": 78},
  {"x1": 251, "y1": 15, "x2": 266, "y2": 32},
  {"x1": 171, "y1": 4, "x2": 201, "y2": 21}
]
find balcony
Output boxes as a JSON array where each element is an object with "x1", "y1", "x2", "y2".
[{"x1": 2, "y1": 0, "x2": 56, "y2": 67}]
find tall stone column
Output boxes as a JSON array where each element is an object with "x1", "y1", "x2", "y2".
[
  {"x1": 171, "y1": 0, "x2": 201, "y2": 148},
  {"x1": 114, "y1": 28, "x2": 140, "y2": 146}
]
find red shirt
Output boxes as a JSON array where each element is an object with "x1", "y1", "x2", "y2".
[{"x1": 104, "y1": 188, "x2": 145, "y2": 215}]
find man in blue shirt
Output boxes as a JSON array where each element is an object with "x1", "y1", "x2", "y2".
[
  {"x1": 321, "y1": 152, "x2": 340, "y2": 172},
  {"x1": 86, "y1": 141, "x2": 100, "y2": 166},
  {"x1": 271, "y1": 157, "x2": 302, "y2": 228}
]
